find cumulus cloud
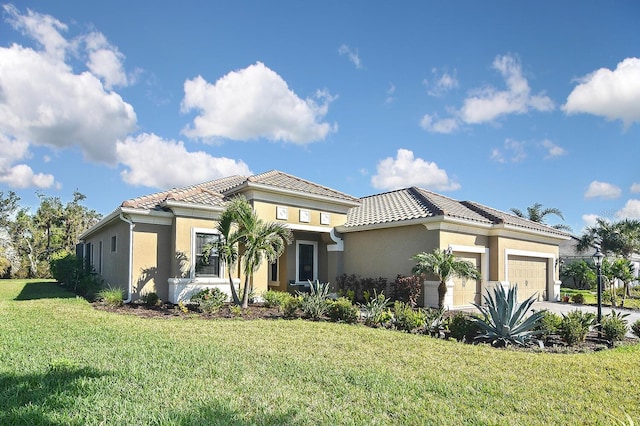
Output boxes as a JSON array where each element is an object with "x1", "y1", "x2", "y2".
[
  {"x1": 631, "y1": 183, "x2": 640, "y2": 193},
  {"x1": 490, "y1": 139, "x2": 526, "y2": 163},
  {"x1": 616, "y1": 199, "x2": 640, "y2": 219},
  {"x1": 581, "y1": 214, "x2": 601, "y2": 229},
  {"x1": 420, "y1": 114, "x2": 459, "y2": 134},
  {"x1": 541, "y1": 139, "x2": 566, "y2": 159},
  {"x1": 563, "y1": 57, "x2": 640, "y2": 128},
  {"x1": 83, "y1": 32, "x2": 130, "y2": 89},
  {"x1": 371, "y1": 149, "x2": 460, "y2": 191},
  {"x1": 584, "y1": 181, "x2": 622, "y2": 199},
  {"x1": 338, "y1": 44, "x2": 362, "y2": 69},
  {"x1": 424, "y1": 68, "x2": 459, "y2": 97},
  {"x1": 460, "y1": 55, "x2": 554, "y2": 124},
  {"x1": 181, "y1": 62, "x2": 336, "y2": 144},
  {"x1": 0, "y1": 3, "x2": 137, "y2": 191},
  {"x1": 116, "y1": 133, "x2": 252, "y2": 189}
]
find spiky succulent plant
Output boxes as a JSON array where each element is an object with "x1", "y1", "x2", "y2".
[{"x1": 472, "y1": 285, "x2": 544, "y2": 347}]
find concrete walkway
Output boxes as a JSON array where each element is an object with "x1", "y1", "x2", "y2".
[{"x1": 532, "y1": 301, "x2": 640, "y2": 338}]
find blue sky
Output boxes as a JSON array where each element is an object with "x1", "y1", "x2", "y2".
[{"x1": 1, "y1": 1, "x2": 639, "y2": 233}]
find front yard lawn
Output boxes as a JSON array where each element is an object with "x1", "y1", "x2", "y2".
[{"x1": 1, "y1": 280, "x2": 639, "y2": 425}]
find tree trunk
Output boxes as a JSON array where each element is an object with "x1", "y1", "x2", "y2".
[
  {"x1": 437, "y1": 281, "x2": 447, "y2": 310},
  {"x1": 241, "y1": 276, "x2": 251, "y2": 309},
  {"x1": 228, "y1": 271, "x2": 240, "y2": 305}
]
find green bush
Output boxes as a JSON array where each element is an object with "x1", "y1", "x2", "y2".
[
  {"x1": 142, "y1": 292, "x2": 160, "y2": 307},
  {"x1": 392, "y1": 301, "x2": 426, "y2": 332},
  {"x1": 97, "y1": 287, "x2": 124, "y2": 307},
  {"x1": 448, "y1": 312, "x2": 480, "y2": 342},
  {"x1": 361, "y1": 291, "x2": 392, "y2": 327},
  {"x1": 190, "y1": 287, "x2": 227, "y2": 314},
  {"x1": 536, "y1": 310, "x2": 563, "y2": 339},
  {"x1": 570, "y1": 293, "x2": 585, "y2": 304},
  {"x1": 262, "y1": 290, "x2": 292, "y2": 310},
  {"x1": 423, "y1": 307, "x2": 447, "y2": 338},
  {"x1": 283, "y1": 295, "x2": 302, "y2": 318},
  {"x1": 559, "y1": 310, "x2": 595, "y2": 346},
  {"x1": 328, "y1": 297, "x2": 359, "y2": 323},
  {"x1": 631, "y1": 320, "x2": 640, "y2": 339},
  {"x1": 301, "y1": 281, "x2": 331, "y2": 320},
  {"x1": 601, "y1": 310, "x2": 629, "y2": 343}
]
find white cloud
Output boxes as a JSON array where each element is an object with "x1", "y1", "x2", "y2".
[
  {"x1": 4, "y1": 4, "x2": 69, "y2": 62},
  {"x1": 541, "y1": 139, "x2": 566, "y2": 158},
  {"x1": 490, "y1": 139, "x2": 526, "y2": 163},
  {"x1": 616, "y1": 199, "x2": 640, "y2": 219},
  {"x1": 631, "y1": 183, "x2": 640, "y2": 193},
  {"x1": 460, "y1": 55, "x2": 554, "y2": 124},
  {"x1": 0, "y1": 164, "x2": 55, "y2": 189},
  {"x1": 116, "y1": 133, "x2": 252, "y2": 188},
  {"x1": 584, "y1": 181, "x2": 622, "y2": 199},
  {"x1": 338, "y1": 44, "x2": 362, "y2": 69},
  {"x1": 84, "y1": 32, "x2": 129, "y2": 89},
  {"x1": 424, "y1": 68, "x2": 459, "y2": 97},
  {"x1": 371, "y1": 148, "x2": 460, "y2": 191},
  {"x1": 581, "y1": 214, "x2": 601, "y2": 229},
  {"x1": 420, "y1": 114, "x2": 459, "y2": 134},
  {"x1": 563, "y1": 57, "x2": 640, "y2": 128},
  {"x1": 385, "y1": 82, "x2": 396, "y2": 104},
  {"x1": 181, "y1": 62, "x2": 336, "y2": 144}
]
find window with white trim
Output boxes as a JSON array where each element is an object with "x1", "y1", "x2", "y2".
[{"x1": 194, "y1": 232, "x2": 221, "y2": 277}]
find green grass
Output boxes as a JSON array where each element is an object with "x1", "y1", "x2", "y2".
[{"x1": 2, "y1": 279, "x2": 640, "y2": 425}]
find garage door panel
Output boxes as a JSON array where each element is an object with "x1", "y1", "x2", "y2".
[{"x1": 508, "y1": 256, "x2": 547, "y2": 302}]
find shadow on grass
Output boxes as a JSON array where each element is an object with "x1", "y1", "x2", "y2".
[
  {"x1": 167, "y1": 403, "x2": 301, "y2": 425},
  {"x1": 0, "y1": 362, "x2": 108, "y2": 426},
  {"x1": 14, "y1": 282, "x2": 76, "y2": 301}
]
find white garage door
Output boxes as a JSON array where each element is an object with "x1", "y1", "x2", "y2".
[{"x1": 507, "y1": 256, "x2": 547, "y2": 302}]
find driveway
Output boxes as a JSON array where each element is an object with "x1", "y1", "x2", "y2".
[{"x1": 532, "y1": 301, "x2": 640, "y2": 338}]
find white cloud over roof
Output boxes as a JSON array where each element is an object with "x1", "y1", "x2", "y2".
[
  {"x1": 371, "y1": 149, "x2": 460, "y2": 191},
  {"x1": 584, "y1": 181, "x2": 622, "y2": 199},
  {"x1": 181, "y1": 62, "x2": 336, "y2": 144},
  {"x1": 616, "y1": 199, "x2": 640, "y2": 219},
  {"x1": 563, "y1": 57, "x2": 640, "y2": 128},
  {"x1": 116, "y1": 133, "x2": 252, "y2": 189}
]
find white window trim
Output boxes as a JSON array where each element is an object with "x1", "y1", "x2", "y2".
[
  {"x1": 296, "y1": 240, "x2": 318, "y2": 283},
  {"x1": 191, "y1": 227, "x2": 225, "y2": 280}
]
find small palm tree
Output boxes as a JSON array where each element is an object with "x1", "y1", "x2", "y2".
[
  {"x1": 510, "y1": 203, "x2": 571, "y2": 232},
  {"x1": 412, "y1": 248, "x2": 481, "y2": 310}
]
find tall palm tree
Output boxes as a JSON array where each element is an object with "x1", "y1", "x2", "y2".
[
  {"x1": 412, "y1": 248, "x2": 481, "y2": 310},
  {"x1": 510, "y1": 203, "x2": 571, "y2": 232}
]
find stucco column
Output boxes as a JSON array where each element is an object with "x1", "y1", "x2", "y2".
[{"x1": 423, "y1": 279, "x2": 454, "y2": 309}]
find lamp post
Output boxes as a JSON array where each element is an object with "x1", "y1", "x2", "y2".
[{"x1": 592, "y1": 248, "x2": 604, "y2": 326}]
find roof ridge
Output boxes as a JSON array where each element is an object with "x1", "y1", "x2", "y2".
[
  {"x1": 460, "y1": 200, "x2": 504, "y2": 224},
  {"x1": 409, "y1": 187, "x2": 444, "y2": 215}
]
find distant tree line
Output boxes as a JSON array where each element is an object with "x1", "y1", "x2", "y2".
[{"x1": 0, "y1": 190, "x2": 101, "y2": 278}]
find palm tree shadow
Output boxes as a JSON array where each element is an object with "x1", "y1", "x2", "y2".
[
  {"x1": 14, "y1": 282, "x2": 77, "y2": 301},
  {"x1": 0, "y1": 363, "x2": 109, "y2": 425}
]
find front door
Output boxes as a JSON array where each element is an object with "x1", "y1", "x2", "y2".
[{"x1": 297, "y1": 241, "x2": 317, "y2": 282}]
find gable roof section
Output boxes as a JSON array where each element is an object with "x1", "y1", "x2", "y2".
[{"x1": 343, "y1": 187, "x2": 569, "y2": 238}]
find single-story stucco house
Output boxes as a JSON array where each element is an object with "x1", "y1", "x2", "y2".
[{"x1": 79, "y1": 170, "x2": 570, "y2": 309}]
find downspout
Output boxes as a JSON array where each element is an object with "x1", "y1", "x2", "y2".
[{"x1": 119, "y1": 213, "x2": 135, "y2": 303}]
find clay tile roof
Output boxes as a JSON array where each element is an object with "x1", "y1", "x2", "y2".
[{"x1": 243, "y1": 170, "x2": 360, "y2": 202}]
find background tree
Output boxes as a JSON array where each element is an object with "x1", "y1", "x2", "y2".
[
  {"x1": 510, "y1": 202, "x2": 572, "y2": 231},
  {"x1": 412, "y1": 248, "x2": 481, "y2": 309},
  {"x1": 559, "y1": 260, "x2": 596, "y2": 289}
]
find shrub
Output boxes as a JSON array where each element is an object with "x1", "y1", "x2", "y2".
[
  {"x1": 190, "y1": 288, "x2": 227, "y2": 314},
  {"x1": 601, "y1": 310, "x2": 629, "y2": 343},
  {"x1": 448, "y1": 312, "x2": 480, "y2": 342},
  {"x1": 570, "y1": 293, "x2": 585, "y2": 304},
  {"x1": 423, "y1": 307, "x2": 447, "y2": 338},
  {"x1": 535, "y1": 310, "x2": 563, "y2": 340},
  {"x1": 361, "y1": 291, "x2": 392, "y2": 327},
  {"x1": 97, "y1": 287, "x2": 124, "y2": 307},
  {"x1": 300, "y1": 280, "x2": 331, "y2": 320},
  {"x1": 283, "y1": 295, "x2": 302, "y2": 318},
  {"x1": 335, "y1": 274, "x2": 386, "y2": 304},
  {"x1": 391, "y1": 274, "x2": 423, "y2": 307},
  {"x1": 472, "y1": 285, "x2": 544, "y2": 347},
  {"x1": 559, "y1": 310, "x2": 595, "y2": 346},
  {"x1": 262, "y1": 290, "x2": 292, "y2": 310},
  {"x1": 142, "y1": 292, "x2": 160, "y2": 307},
  {"x1": 631, "y1": 320, "x2": 640, "y2": 339},
  {"x1": 328, "y1": 297, "x2": 359, "y2": 323},
  {"x1": 393, "y1": 301, "x2": 426, "y2": 332}
]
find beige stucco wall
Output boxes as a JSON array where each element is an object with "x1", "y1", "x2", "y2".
[
  {"x1": 342, "y1": 224, "x2": 437, "y2": 282},
  {"x1": 130, "y1": 223, "x2": 171, "y2": 301},
  {"x1": 83, "y1": 219, "x2": 130, "y2": 292},
  {"x1": 252, "y1": 200, "x2": 348, "y2": 228},
  {"x1": 173, "y1": 216, "x2": 220, "y2": 278}
]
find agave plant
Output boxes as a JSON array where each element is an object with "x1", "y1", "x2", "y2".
[{"x1": 471, "y1": 285, "x2": 544, "y2": 347}]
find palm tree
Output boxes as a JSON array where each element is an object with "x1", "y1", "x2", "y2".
[
  {"x1": 510, "y1": 203, "x2": 571, "y2": 232},
  {"x1": 212, "y1": 196, "x2": 293, "y2": 308},
  {"x1": 412, "y1": 248, "x2": 481, "y2": 310}
]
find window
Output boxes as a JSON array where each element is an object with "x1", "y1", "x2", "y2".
[
  {"x1": 270, "y1": 259, "x2": 279, "y2": 282},
  {"x1": 98, "y1": 241, "x2": 103, "y2": 274},
  {"x1": 111, "y1": 235, "x2": 117, "y2": 252},
  {"x1": 194, "y1": 232, "x2": 221, "y2": 277}
]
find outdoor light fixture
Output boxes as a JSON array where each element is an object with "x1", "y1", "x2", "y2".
[{"x1": 592, "y1": 247, "x2": 604, "y2": 327}]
